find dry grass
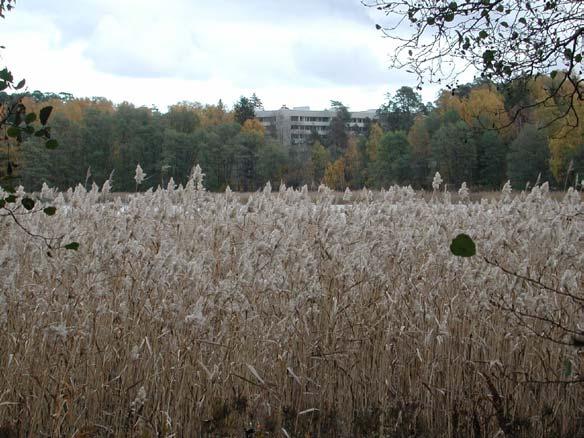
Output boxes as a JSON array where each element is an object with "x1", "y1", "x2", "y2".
[{"x1": 0, "y1": 180, "x2": 583, "y2": 437}]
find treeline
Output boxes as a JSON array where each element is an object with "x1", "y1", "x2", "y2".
[
  {"x1": 322, "y1": 75, "x2": 584, "y2": 191},
  {"x1": 11, "y1": 97, "x2": 287, "y2": 192},
  {"x1": 5, "y1": 74, "x2": 584, "y2": 192}
]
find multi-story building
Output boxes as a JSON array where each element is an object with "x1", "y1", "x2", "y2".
[{"x1": 256, "y1": 106, "x2": 378, "y2": 146}]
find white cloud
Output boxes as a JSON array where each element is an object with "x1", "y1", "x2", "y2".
[{"x1": 1, "y1": 0, "x2": 440, "y2": 111}]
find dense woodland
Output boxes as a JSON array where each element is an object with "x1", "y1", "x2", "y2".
[{"x1": 3, "y1": 74, "x2": 584, "y2": 193}]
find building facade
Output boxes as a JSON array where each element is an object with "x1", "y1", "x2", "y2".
[{"x1": 256, "y1": 106, "x2": 378, "y2": 146}]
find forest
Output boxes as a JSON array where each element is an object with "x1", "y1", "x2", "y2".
[{"x1": 3, "y1": 73, "x2": 584, "y2": 193}]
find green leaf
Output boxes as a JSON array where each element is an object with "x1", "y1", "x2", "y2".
[
  {"x1": 450, "y1": 234, "x2": 476, "y2": 257},
  {"x1": 23, "y1": 125, "x2": 35, "y2": 134},
  {"x1": 3, "y1": 185, "x2": 15, "y2": 193},
  {"x1": 34, "y1": 127, "x2": 47, "y2": 137},
  {"x1": 6, "y1": 126, "x2": 19, "y2": 138},
  {"x1": 5, "y1": 195, "x2": 16, "y2": 203},
  {"x1": 550, "y1": 70, "x2": 558, "y2": 79},
  {"x1": 448, "y1": 1, "x2": 458, "y2": 11},
  {"x1": 39, "y1": 106, "x2": 53, "y2": 125},
  {"x1": 25, "y1": 112, "x2": 37, "y2": 124},
  {"x1": 479, "y1": 30, "x2": 489, "y2": 39},
  {"x1": 0, "y1": 68, "x2": 12, "y2": 82},
  {"x1": 483, "y1": 49, "x2": 495, "y2": 64},
  {"x1": 21, "y1": 197, "x2": 35, "y2": 211},
  {"x1": 45, "y1": 139, "x2": 58, "y2": 149},
  {"x1": 426, "y1": 16, "x2": 435, "y2": 25},
  {"x1": 15, "y1": 78, "x2": 25, "y2": 90},
  {"x1": 43, "y1": 206, "x2": 57, "y2": 216},
  {"x1": 64, "y1": 242, "x2": 80, "y2": 251}
]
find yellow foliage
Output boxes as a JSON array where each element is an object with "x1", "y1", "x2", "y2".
[
  {"x1": 324, "y1": 159, "x2": 346, "y2": 191},
  {"x1": 408, "y1": 115, "x2": 431, "y2": 159},
  {"x1": 366, "y1": 122, "x2": 383, "y2": 162},
  {"x1": 438, "y1": 86, "x2": 512, "y2": 138},
  {"x1": 21, "y1": 97, "x2": 114, "y2": 123},
  {"x1": 241, "y1": 118, "x2": 265, "y2": 139}
]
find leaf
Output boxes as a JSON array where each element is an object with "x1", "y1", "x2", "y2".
[
  {"x1": 21, "y1": 197, "x2": 35, "y2": 211},
  {"x1": 5, "y1": 195, "x2": 16, "y2": 203},
  {"x1": 45, "y1": 139, "x2": 58, "y2": 149},
  {"x1": 39, "y1": 106, "x2": 53, "y2": 125},
  {"x1": 15, "y1": 79, "x2": 25, "y2": 90},
  {"x1": 450, "y1": 233, "x2": 476, "y2": 257},
  {"x1": 3, "y1": 185, "x2": 15, "y2": 193},
  {"x1": 6, "y1": 126, "x2": 19, "y2": 138},
  {"x1": 0, "y1": 68, "x2": 12, "y2": 81},
  {"x1": 43, "y1": 206, "x2": 57, "y2": 216},
  {"x1": 25, "y1": 112, "x2": 36, "y2": 124},
  {"x1": 64, "y1": 242, "x2": 80, "y2": 251}
]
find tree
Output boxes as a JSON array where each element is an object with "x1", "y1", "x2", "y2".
[
  {"x1": 507, "y1": 124, "x2": 552, "y2": 187},
  {"x1": 310, "y1": 140, "x2": 330, "y2": 185},
  {"x1": 376, "y1": 131, "x2": 411, "y2": 186},
  {"x1": 166, "y1": 102, "x2": 201, "y2": 134},
  {"x1": 430, "y1": 121, "x2": 477, "y2": 187},
  {"x1": 407, "y1": 115, "x2": 432, "y2": 187},
  {"x1": 241, "y1": 118, "x2": 265, "y2": 139},
  {"x1": 233, "y1": 94, "x2": 263, "y2": 125},
  {"x1": 327, "y1": 100, "x2": 351, "y2": 158},
  {"x1": 324, "y1": 158, "x2": 347, "y2": 190},
  {"x1": 233, "y1": 96, "x2": 256, "y2": 125},
  {"x1": 377, "y1": 86, "x2": 426, "y2": 131},
  {"x1": 366, "y1": 0, "x2": 584, "y2": 124},
  {"x1": 477, "y1": 130, "x2": 507, "y2": 189}
]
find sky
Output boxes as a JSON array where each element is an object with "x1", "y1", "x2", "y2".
[{"x1": 1, "y1": 0, "x2": 444, "y2": 112}]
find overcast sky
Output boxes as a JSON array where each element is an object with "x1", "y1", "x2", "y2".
[{"x1": 1, "y1": 0, "x2": 441, "y2": 112}]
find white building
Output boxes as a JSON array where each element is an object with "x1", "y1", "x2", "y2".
[{"x1": 256, "y1": 106, "x2": 378, "y2": 145}]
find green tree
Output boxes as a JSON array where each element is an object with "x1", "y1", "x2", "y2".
[
  {"x1": 430, "y1": 121, "x2": 477, "y2": 187},
  {"x1": 233, "y1": 97, "x2": 255, "y2": 125},
  {"x1": 327, "y1": 100, "x2": 351, "y2": 158},
  {"x1": 378, "y1": 86, "x2": 426, "y2": 132},
  {"x1": 376, "y1": 131, "x2": 411, "y2": 187},
  {"x1": 507, "y1": 124, "x2": 551, "y2": 188},
  {"x1": 310, "y1": 140, "x2": 330, "y2": 185},
  {"x1": 477, "y1": 130, "x2": 507, "y2": 189},
  {"x1": 166, "y1": 102, "x2": 201, "y2": 134},
  {"x1": 257, "y1": 141, "x2": 286, "y2": 185}
]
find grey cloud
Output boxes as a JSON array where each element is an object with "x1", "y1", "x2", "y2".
[
  {"x1": 208, "y1": 0, "x2": 372, "y2": 24},
  {"x1": 292, "y1": 42, "x2": 391, "y2": 86},
  {"x1": 16, "y1": 0, "x2": 99, "y2": 42}
]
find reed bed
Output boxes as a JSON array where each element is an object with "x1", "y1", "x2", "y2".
[{"x1": 0, "y1": 177, "x2": 583, "y2": 437}]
